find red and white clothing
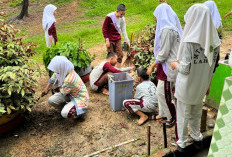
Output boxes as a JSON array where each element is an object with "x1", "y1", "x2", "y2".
[
  {"x1": 42, "y1": 4, "x2": 57, "y2": 47},
  {"x1": 123, "y1": 81, "x2": 158, "y2": 113},
  {"x1": 48, "y1": 22, "x2": 57, "y2": 44},
  {"x1": 102, "y1": 12, "x2": 129, "y2": 43},
  {"x1": 90, "y1": 61, "x2": 122, "y2": 91}
]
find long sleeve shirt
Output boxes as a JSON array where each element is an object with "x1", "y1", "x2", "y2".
[
  {"x1": 90, "y1": 61, "x2": 123, "y2": 87},
  {"x1": 102, "y1": 12, "x2": 129, "y2": 43},
  {"x1": 49, "y1": 71, "x2": 89, "y2": 109},
  {"x1": 175, "y1": 43, "x2": 220, "y2": 105},
  {"x1": 155, "y1": 28, "x2": 180, "y2": 82},
  {"x1": 134, "y1": 81, "x2": 158, "y2": 106}
]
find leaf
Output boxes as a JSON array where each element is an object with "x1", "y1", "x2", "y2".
[
  {"x1": 9, "y1": 105, "x2": 15, "y2": 110},
  {"x1": 7, "y1": 107, "x2": 11, "y2": 114},
  {"x1": 26, "y1": 105, "x2": 31, "y2": 112},
  {"x1": 8, "y1": 88, "x2": 12, "y2": 95},
  {"x1": 0, "y1": 107, "x2": 6, "y2": 113},
  {"x1": 21, "y1": 89, "x2": 25, "y2": 96}
]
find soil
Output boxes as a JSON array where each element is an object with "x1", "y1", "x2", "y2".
[{"x1": 0, "y1": 1, "x2": 230, "y2": 157}]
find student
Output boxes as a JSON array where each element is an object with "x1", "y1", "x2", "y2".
[
  {"x1": 90, "y1": 52, "x2": 131, "y2": 95},
  {"x1": 42, "y1": 56, "x2": 89, "y2": 118},
  {"x1": 147, "y1": 3, "x2": 182, "y2": 127},
  {"x1": 204, "y1": 1, "x2": 222, "y2": 28},
  {"x1": 102, "y1": 4, "x2": 130, "y2": 68},
  {"x1": 170, "y1": 4, "x2": 221, "y2": 152},
  {"x1": 123, "y1": 68, "x2": 158, "y2": 125},
  {"x1": 224, "y1": 10, "x2": 232, "y2": 19},
  {"x1": 42, "y1": 4, "x2": 57, "y2": 47}
]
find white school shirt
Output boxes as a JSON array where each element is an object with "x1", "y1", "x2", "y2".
[
  {"x1": 134, "y1": 81, "x2": 158, "y2": 106},
  {"x1": 155, "y1": 28, "x2": 180, "y2": 82},
  {"x1": 174, "y1": 43, "x2": 219, "y2": 105}
]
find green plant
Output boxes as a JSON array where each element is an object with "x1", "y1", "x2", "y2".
[
  {"x1": 43, "y1": 41, "x2": 95, "y2": 74},
  {"x1": 0, "y1": 12, "x2": 40, "y2": 116},
  {"x1": 8, "y1": 0, "x2": 22, "y2": 7},
  {"x1": 132, "y1": 24, "x2": 156, "y2": 80}
]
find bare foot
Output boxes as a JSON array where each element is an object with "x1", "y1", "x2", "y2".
[
  {"x1": 102, "y1": 88, "x2": 109, "y2": 95},
  {"x1": 137, "y1": 115, "x2": 148, "y2": 125},
  {"x1": 155, "y1": 115, "x2": 162, "y2": 120}
]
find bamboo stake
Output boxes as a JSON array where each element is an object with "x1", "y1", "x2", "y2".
[
  {"x1": 84, "y1": 138, "x2": 140, "y2": 157},
  {"x1": 163, "y1": 122, "x2": 167, "y2": 148},
  {"x1": 147, "y1": 126, "x2": 151, "y2": 156}
]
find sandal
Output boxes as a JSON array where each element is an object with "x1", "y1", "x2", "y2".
[{"x1": 165, "y1": 119, "x2": 175, "y2": 128}]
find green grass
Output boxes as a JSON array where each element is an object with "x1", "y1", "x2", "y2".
[{"x1": 23, "y1": 0, "x2": 232, "y2": 63}]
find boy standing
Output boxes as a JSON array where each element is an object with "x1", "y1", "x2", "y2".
[{"x1": 102, "y1": 4, "x2": 130, "y2": 68}]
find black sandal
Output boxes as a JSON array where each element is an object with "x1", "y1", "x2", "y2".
[{"x1": 165, "y1": 119, "x2": 175, "y2": 128}]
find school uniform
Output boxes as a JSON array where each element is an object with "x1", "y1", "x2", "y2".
[
  {"x1": 123, "y1": 81, "x2": 158, "y2": 113},
  {"x1": 204, "y1": 1, "x2": 222, "y2": 29},
  {"x1": 42, "y1": 4, "x2": 57, "y2": 47},
  {"x1": 102, "y1": 12, "x2": 129, "y2": 63},
  {"x1": 175, "y1": 4, "x2": 221, "y2": 148},
  {"x1": 153, "y1": 3, "x2": 183, "y2": 121}
]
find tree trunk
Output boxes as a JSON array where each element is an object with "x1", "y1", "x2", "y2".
[{"x1": 17, "y1": 0, "x2": 29, "y2": 20}]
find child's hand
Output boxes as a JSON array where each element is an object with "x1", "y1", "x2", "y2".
[{"x1": 170, "y1": 62, "x2": 178, "y2": 70}]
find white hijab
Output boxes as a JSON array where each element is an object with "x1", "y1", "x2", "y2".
[
  {"x1": 153, "y1": 3, "x2": 183, "y2": 57},
  {"x1": 42, "y1": 4, "x2": 57, "y2": 31},
  {"x1": 48, "y1": 56, "x2": 74, "y2": 86},
  {"x1": 177, "y1": 4, "x2": 221, "y2": 67},
  {"x1": 153, "y1": 3, "x2": 183, "y2": 74},
  {"x1": 204, "y1": 1, "x2": 222, "y2": 29}
]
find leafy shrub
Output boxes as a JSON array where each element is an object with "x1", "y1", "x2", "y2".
[
  {"x1": 0, "y1": 12, "x2": 39, "y2": 116},
  {"x1": 131, "y1": 24, "x2": 156, "y2": 80},
  {"x1": 43, "y1": 41, "x2": 95, "y2": 75}
]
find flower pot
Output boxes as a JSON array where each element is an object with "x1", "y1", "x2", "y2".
[
  {"x1": 79, "y1": 65, "x2": 92, "y2": 83},
  {"x1": 0, "y1": 111, "x2": 25, "y2": 134},
  {"x1": 81, "y1": 74, "x2": 90, "y2": 83},
  {"x1": 79, "y1": 65, "x2": 92, "y2": 77}
]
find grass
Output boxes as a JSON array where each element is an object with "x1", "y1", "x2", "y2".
[{"x1": 19, "y1": 0, "x2": 232, "y2": 63}]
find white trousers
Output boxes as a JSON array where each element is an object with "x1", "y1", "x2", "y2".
[
  {"x1": 156, "y1": 80, "x2": 172, "y2": 119},
  {"x1": 45, "y1": 29, "x2": 54, "y2": 48},
  {"x1": 48, "y1": 93, "x2": 76, "y2": 118},
  {"x1": 176, "y1": 100, "x2": 203, "y2": 148}
]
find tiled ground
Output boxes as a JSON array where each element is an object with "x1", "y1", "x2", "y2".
[{"x1": 208, "y1": 76, "x2": 232, "y2": 157}]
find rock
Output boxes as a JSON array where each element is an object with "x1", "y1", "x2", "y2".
[
  {"x1": 138, "y1": 141, "x2": 146, "y2": 146},
  {"x1": 208, "y1": 119, "x2": 215, "y2": 128}
]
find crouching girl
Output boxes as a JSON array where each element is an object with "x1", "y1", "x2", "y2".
[
  {"x1": 42, "y1": 56, "x2": 89, "y2": 118},
  {"x1": 123, "y1": 68, "x2": 158, "y2": 125}
]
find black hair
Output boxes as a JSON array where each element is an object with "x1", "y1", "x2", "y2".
[
  {"x1": 117, "y1": 4, "x2": 126, "y2": 11},
  {"x1": 106, "y1": 52, "x2": 117, "y2": 59},
  {"x1": 137, "y1": 67, "x2": 149, "y2": 80}
]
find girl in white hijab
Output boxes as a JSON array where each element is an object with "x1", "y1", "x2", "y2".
[
  {"x1": 171, "y1": 4, "x2": 221, "y2": 151},
  {"x1": 204, "y1": 1, "x2": 222, "y2": 29},
  {"x1": 147, "y1": 3, "x2": 182, "y2": 128},
  {"x1": 42, "y1": 56, "x2": 89, "y2": 119},
  {"x1": 42, "y1": 4, "x2": 57, "y2": 47}
]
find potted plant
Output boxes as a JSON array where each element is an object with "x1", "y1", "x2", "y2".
[
  {"x1": 0, "y1": 12, "x2": 40, "y2": 133},
  {"x1": 43, "y1": 41, "x2": 95, "y2": 83}
]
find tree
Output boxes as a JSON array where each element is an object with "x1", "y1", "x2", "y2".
[{"x1": 17, "y1": 0, "x2": 29, "y2": 20}]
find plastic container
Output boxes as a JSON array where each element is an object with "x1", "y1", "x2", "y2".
[{"x1": 108, "y1": 72, "x2": 134, "y2": 111}]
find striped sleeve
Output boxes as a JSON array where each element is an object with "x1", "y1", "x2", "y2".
[{"x1": 60, "y1": 81, "x2": 72, "y2": 95}]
